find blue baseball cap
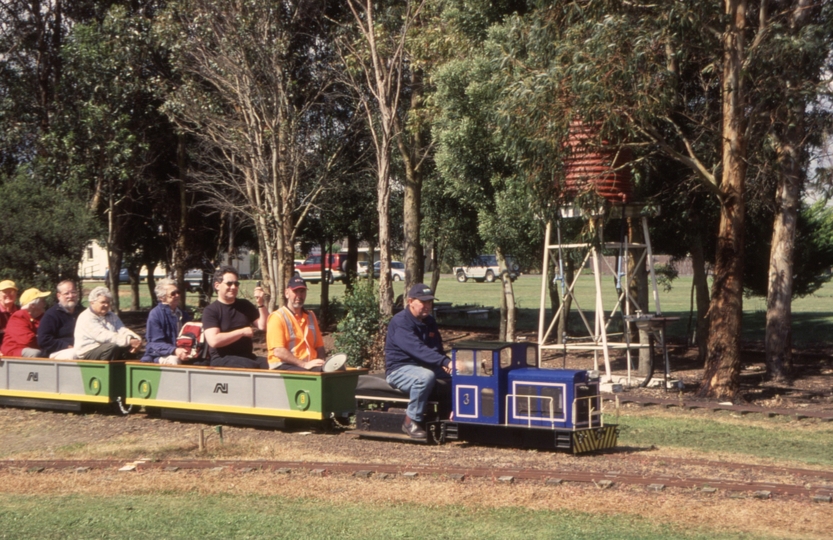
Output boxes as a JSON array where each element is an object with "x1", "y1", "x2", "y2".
[{"x1": 407, "y1": 283, "x2": 435, "y2": 301}]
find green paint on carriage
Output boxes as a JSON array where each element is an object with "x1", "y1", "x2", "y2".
[
  {"x1": 123, "y1": 362, "x2": 365, "y2": 420},
  {"x1": 0, "y1": 357, "x2": 124, "y2": 404},
  {"x1": 78, "y1": 361, "x2": 126, "y2": 401}
]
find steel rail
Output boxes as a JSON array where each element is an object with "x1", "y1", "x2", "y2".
[{"x1": 3, "y1": 459, "x2": 831, "y2": 500}]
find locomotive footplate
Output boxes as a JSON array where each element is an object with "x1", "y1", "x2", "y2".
[{"x1": 354, "y1": 408, "x2": 446, "y2": 444}]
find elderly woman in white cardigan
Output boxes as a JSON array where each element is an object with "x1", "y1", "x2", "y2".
[{"x1": 74, "y1": 286, "x2": 142, "y2": 360}]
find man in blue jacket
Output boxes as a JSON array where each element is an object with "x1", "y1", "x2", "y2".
[
  {"x1": 142, "y1": 278, "x2": 190, "y2": 364},
  {"x1": 385, "y1": 283, "x2": 451, "y2": 438}
]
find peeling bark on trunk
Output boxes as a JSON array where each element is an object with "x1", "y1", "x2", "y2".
[
  {"x1": 698, "y1": 0, "x2": 748, "y2": 400},
  {"x1": 765, "y1": 1, "x2": 813, "y2": 382},
  {"x1": 766, "y1": 122, "x2": 801, "y2": 381}
]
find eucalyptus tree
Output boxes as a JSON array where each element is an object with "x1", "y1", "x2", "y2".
[
  {"x1": 464, "y1": 0, "x2": 833, "y2": 399},
  {"x1": 431, "y1": 2, "x2": 550, "y2": 341},
  {"x1": 335, "y1": 0, "x2": 429, "y2": 316},
  {"x1": 753, "y1": 0, "x2": 833, "y2": 380},
  {"x1": 158, "y1": 0, "x2": 352, "y2": 307}
]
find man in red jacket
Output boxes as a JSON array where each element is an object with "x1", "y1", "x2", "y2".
[
  {"x1": 1, "y1": 288, "x2": 50, "y2": 357},
  {"x1": 0, "y1": 280, "x2": 18, "y2": 342}
]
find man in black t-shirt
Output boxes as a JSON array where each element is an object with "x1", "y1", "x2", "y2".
[{"x1": 202, "y1": 266, "x2": 269, "y2": 369}]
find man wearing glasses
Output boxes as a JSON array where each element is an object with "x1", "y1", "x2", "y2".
[
  {"x1": 142, "y1": 278, "x2": 191, "y2": 364},
  {"x1": 203, "y1": 265, "x2": 269, "y2": 369},
  {"x1": 37, "y1": 280, "x2": 81, "y2": 359}
]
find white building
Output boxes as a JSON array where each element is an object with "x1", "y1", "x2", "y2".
[{"x1": 78, "y1": 241, "x2": 253, "y2": 280}]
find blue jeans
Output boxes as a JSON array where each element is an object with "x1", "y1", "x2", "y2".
[{"x1": 387, "y1": 364, "x2": 441, "y2": 423}]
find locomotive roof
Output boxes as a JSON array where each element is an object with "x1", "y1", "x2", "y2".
[{"x1": 452, "y1": 340, "x2": 530, "y2": 350}]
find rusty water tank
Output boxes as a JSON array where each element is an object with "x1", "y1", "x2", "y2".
[{"x1": 563, "y1": 120, "x2": 633, "y2": 203}]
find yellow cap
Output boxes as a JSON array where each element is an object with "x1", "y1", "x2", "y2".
[
  {"x1": 0, "y1": 280, "x2": 17, "y2": 292},
  {"x1": 19, "y1": 288, "x2": 50, "y2": 307}
]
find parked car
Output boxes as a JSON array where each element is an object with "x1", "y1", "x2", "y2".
[
  {"x1": 294, "y1": 253, "x2": 348, "y2": 283},
  {"x1": 453, "y1": 254, "x2": 519, "y2": 283},
  {"x1": 103, "y1": 268, "x2": 132, "y2": 284},
  {"x1": 185, "y1": 269, "x2": 209, "y2": 292},
  {"x1": 373, "y1": 260, "x2": 405, "y2": 281}
]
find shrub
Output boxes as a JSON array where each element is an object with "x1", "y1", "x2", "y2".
[{"x1": 334, "y1": 280, "x2": 388, "y2": 368}]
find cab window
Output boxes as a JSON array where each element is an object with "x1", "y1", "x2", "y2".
[{"x1": 455, "y1": 349, "x2": 474, "y2": 376}]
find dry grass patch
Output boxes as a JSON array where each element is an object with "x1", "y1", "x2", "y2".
[{"x1": 0, "y1": 468, "x2": 830, "y2": 539}]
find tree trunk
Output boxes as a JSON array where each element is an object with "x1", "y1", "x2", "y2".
[
  {"x1": 628, "y1": 219, "x2": 651, "y2": 375},
  {"x1": 397, "y1": 69, "x2": 426, "y2": 291},
  {"x1": 107, "y1": 249, "x2": 123, "y2": 313},
  {"x1": 127, "y1": 267, "x2": 140, "y2": 311},
  {"x1": 556, "y1": 258, "x2": 575, "y2": 344},
  {"x1": 320, "y1": 242, "x2": 332, "y2": 328},
  {"x1": 689, "y1": 233, "x2": 710, "y2": 364},
  {"x1": 547, "y1": 256, "x2": 562, "y2": 344},
  {"x1": 173, "y1": 134, "x2": 189, "y2": 305},
  {"x1": 765, "y1": 1, "x2": 813, "y2": 382},
  {"x1": 344, "y1": 234, "x2": 359, "y2": 292},
  {"x1": 146, "y1": 262, "x2": 158, "y2": 308},
  {"x1": 496, "y1": 248, "x2": 516, "y2": 342},
  {"x1": 698, "y1": 0, "x2": 748, "y2": 400},
  {"x1": 429, "y1": 241, "x2": 441, "y2": 294},
  {"x1": 377, "y1": 152, "x2": 394, "y2": 317}
]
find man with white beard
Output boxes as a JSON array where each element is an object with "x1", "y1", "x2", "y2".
[{"x1": 37, "y1": 280, "x2": 82, "y2": 359}]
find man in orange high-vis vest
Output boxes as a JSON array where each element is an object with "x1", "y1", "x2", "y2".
[{"x1": 266, "y1": 275, "x2": 326, "y2": 371}]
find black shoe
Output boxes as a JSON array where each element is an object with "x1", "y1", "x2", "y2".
[{"x1": 402, "y1": 416, "x2": 426, "y2": 438}]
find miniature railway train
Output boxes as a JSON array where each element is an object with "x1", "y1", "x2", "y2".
[{"x1": 0, "y1": 341, "x2": 618, "y2": 454}]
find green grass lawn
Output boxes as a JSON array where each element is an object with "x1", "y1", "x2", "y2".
[
  {"x1": 95, "y1": 272, "x2": 833, "y2": 345},
  {"x1": 611, "y1": 412, "x2": 833, "y2": 467},
  {"x1": 0, "y1": 493, "x2": 765, "y2": 540}
]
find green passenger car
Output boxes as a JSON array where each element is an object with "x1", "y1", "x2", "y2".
[
  {"x1": 0, "y1": 356, "x2": 126, "y2": 411},
  {"x1": 125, "y1": 362, "x2": 366, "y2": 423}
]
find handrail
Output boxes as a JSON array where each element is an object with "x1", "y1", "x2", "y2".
[
  {"x1": 505, "y1": 393, "x2": 555, "y2": 428},
  {"x1": 572, "y1": 395, "x2": 604, "y2": 428}
]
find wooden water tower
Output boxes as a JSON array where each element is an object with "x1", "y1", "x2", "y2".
[{"x1": 537, "y1": 121, "x2": 669, "y2": 388}]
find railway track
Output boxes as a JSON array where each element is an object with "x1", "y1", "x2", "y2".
[{"x1": 3, "y1": 458, "x2": 831, "y2": 502}]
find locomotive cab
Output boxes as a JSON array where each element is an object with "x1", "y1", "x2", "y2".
[{"x1": 451, "y1": 341, "x2": 536, "y2": 425}]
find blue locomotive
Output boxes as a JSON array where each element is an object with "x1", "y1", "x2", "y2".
[{"x1": 355, "y1": 341, "x2": 618, "y2": 453}]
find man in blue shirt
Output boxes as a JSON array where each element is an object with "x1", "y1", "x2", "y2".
[
  {"x1": 385, "y1": 283, "x2": 451, "y2": 438},
  {"x1": 142, "y1": 278, "x2": 190, "y2": 364}
]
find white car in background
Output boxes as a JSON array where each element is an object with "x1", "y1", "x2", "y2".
[
  {"x1": 454, "y1": 254, "x2": 519, "y2": 283},
  {"x1": 373, "y1": 260, "x2": 405, "y2": 281}
]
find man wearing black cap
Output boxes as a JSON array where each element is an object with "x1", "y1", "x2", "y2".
[
  {"x1": 385, "y1": 283, "x2": 451, "y2": 438},
  {"x1": 266, "y1": 275, "x2": 326, "y2": 371}
]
